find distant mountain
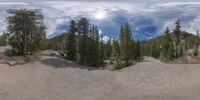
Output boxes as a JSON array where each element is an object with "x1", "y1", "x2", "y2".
[
  {"x1": 145, "y1": 31, "x2": 197, "y2": 43},
  {"x1": 48, "y1": 32, "x2": 68, "y2": 41}
]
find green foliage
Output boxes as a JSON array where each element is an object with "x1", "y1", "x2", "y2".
[
  {"x1": 167, "y1": 40, "x2": 175, "y2": 60},
  {"x1": 135, "y1": 40, "x2": 141, "y2": 59},
  {"x1": 111, "y1": 23, "x2": 142, "y2": 70},
  {"x1": 141, "y1": 20, "x2": 200, "y2": 61},
  {"x1": 66, "y1": 20, "x2": 77, "y2": 61},
  {"x1": 173, "y1": 20, "x2": 182, "y2": 58},
  {"x1": 47, "y1": 18, "x2": 105, "y2": 67},
  {"x1": 45, "y1": 18, "x2": 200, "y2": 69},
  {"x1": 63, "y1": 18, "x2": 104, "y2": 67},
  {"x1": 120, "y1": 23, "x2": 133, "y2": 66},
  {"x1": 7, "y1": 9, "x2": 46, "y2": 56},
  {"x1": 38, "y1": 26, "x2": 47, "y2": 50},
  {"x1": 162, "y1": 27, "x2": 175, "y2": 60},
  {"x1": 0, "y1": 32, "x2": 8, "y2": 46},
  {"x1": 150, "y1": 41, "x2": 160, "y2": 58},
  {"x1": 111, "y1": 40, "x2": 122, "y2": 69},
  {"x1": 47, "y1": 35, "x2": 65, "y2": 51},
  {"x1": 193, "y1": 45, "x2": 199, "y2": 56},
  {"x1": 105, "y1": 37, "x2": 112, "y2": 59},
  {"x1": 76, "y1": 18, "x2": 89, "y2": 65}
]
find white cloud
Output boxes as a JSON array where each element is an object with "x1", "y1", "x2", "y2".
[
  {"x1": 102, "y1": 35, "x2": 110, "y2": 43},
  {"x1": 0, "y1": 0, "x2": 200, "y2": 39},
  {"x1": 0, "y1": 2, "x2": 28, "y2": 5},
  {"x1": 156, "y1": 2, "x2": 200, "y2": 7}
]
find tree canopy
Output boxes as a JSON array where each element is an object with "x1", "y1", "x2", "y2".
[{"x1": 7, "y1": 9, "x2": 46, "y2": 56}]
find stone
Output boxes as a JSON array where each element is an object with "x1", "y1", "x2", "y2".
[
  {"x1": 7, "y1": 61, "x2": 17, "y2": 66},
  {"x1": 99, "y1": 67, "x2": 104, "y2": 70},
  {"x1": 17, "y1": 60, "x2": 25, "y2": 64}
]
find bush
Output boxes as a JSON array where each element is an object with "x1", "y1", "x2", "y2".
[
  {"x1": 193, "y1": 45, "x2": 199, "y2": 56},
  {"x1": 111, "y1": 57, "x2": 121, "y2": 70},
  {"x1": 0, "y1": 53, "x2": 3, "y2": 60}
]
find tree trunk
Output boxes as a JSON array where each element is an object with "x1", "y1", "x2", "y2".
[{"x1": 23, "y1": 35, "x2": 27, "y2": 57}]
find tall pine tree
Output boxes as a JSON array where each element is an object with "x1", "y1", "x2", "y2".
[
  {"x1": 120, "y1": 23, "x2": 132, "y2": 66},
  {"x1": 67, "y1": 20, "x2": 77, "y2": 61},
  {"x1": 173, "y1": 20, "x2": 181, "y2": 58}
]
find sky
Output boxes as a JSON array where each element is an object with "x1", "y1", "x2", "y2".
[{"x1": 0, "y1": 0, "x2": 200, "y2": 40}]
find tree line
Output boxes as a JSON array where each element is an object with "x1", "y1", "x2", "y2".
[
  {"x1": 66, "y1": 18, "x2": 104, "y2": 66},
  {"x1": 48, "y1": 18, "x2": 141, "y2": 68},
  {"x1": 1, "y1": 9, "x2": 200, "y2": 69}
]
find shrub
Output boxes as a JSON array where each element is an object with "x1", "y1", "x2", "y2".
[{"x1": 193, "y1": 45, "x2": 199, "y2": 56}]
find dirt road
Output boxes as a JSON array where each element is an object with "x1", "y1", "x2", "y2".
[{"x1": 0, "y1": 56, "x2": 200, "y2": 100}]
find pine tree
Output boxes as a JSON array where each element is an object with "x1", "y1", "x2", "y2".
[
  {"x1": 135, "y1": 40, "x2": 141, "y2": 59},
  {"x1": 162, "y1": 27, "x2": 170, "y2": 58},
  {"x1": 162, "y1": 27, "x2": 175, "y2": 59},
  {"x1": 193, "y1": 30, "x2": 200, "y2": 56},
  {"x1": 39, "y1": 26, "x2": 47, "y2": 50},
  {"x1": 193, "y1": 45, "x2": 198, "y2": 56},
  {"x1": 111, "y1": 40, "x2": 121, "y2": 69},
  {"x1": 131, "y1": 39, "x2": 136, "y2": 60},
  {"x1": 167, "y1": 40, "x2": 175, "y2": 60},
  {"x1": 92, "y1": 26, "x2": 100, "y2": 66},
  {"x1": 99, "y1": 35, "x2": 104, "y2": 65},
  {"x1": 77, "y1": 18, "x2": 89, "y2": 64},
  {"x1": 74, "y1": 18, "x2": 103, "y2": 66},
  {"x1": 67, "y1": 20, "x2": 77, "y2": 61},
  {"x1": 0, "y1": 32, "x2": 7, "y2": 46},
  {"x1": 150, "y1": 41, "x2": 160, "y2": 58},
  {"x1": 7, "y1": 9, "x2": 46, "y2": 56},
  {"x1": 120, "y1": 23, "x2": 132, "y2": 66},
  {"x1": 173, "y1": 20, "x2": 181, "y2": 58},
  {"x1": 105, "y1": 37, "x2": 112, "y2": 59},
  {"x1": 196, "y1": 30, "x2": 200, "y2": 47}
]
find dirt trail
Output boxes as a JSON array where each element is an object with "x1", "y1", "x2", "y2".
[{"x1": 0, "y1": 56, "x2": 200, "y2": 100}]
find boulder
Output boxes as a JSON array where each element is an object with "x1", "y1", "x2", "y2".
[
  {"x1": 99, "y1": 67, "x2": 104, "y2": 70},
  {"x1": 7, "y1": 61, "x2": 17, "y2": 66},
  {"x1": 17, "y1": 60, "x2": 25, "y2": 64}
]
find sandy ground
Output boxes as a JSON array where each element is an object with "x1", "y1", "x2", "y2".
[{"x1": 0, "y1": 56, "x2": 200, "y2": 100}]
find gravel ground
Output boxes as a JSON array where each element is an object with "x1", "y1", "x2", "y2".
[{"x1": 0, "y1": 56, "x2": 200, "y2": 100}]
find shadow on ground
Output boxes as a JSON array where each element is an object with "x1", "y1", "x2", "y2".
[{"x1": 39, "y1": 57, "x2": 98, "y2": 71}]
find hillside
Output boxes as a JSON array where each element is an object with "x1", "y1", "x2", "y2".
[
  {"x1": 147, "y1": 31, "x2": 197, "y2": 43},
  {"x1": 141, "y1": 31, "x2": 200, "y2": 58}
]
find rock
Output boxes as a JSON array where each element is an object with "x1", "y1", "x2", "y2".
[
  {"x1": 50, "y1": 53, "x2": 56, "y2": 56},
  {"x1": 7, "y1": 61, "x2": 17, "y2": 66},
  {"x1": 99, "y1": 67, "x2": 104, "y2": 70},
  {"x1": 17, "y1": 60, "x2": 25, "y2": 64},
  {"x1": 59, "y1": 51, "x2": 65, "y2": 56},
  {"x1": 184, "y1": 49, "x2": 193, "y2": 56}
]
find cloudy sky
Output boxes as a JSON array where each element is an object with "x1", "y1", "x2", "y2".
[{"x1": 0, "y1": 0, "x2": 200, "y2": 40}]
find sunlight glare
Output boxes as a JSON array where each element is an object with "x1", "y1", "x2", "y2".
[{"x1": 94, "y1": 10, "x2": 107, "y2": 20}]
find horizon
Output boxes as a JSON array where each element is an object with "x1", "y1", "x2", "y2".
[{"x1": 0, "y1": 0, "x2": 200, "y2": 40}]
